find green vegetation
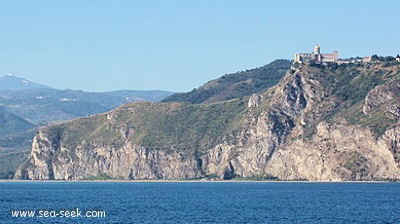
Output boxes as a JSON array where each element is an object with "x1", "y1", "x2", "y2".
[
  {"x1": 299, "y1": 61, "x2": 400, "y2": 137},
  {"x1": 82, "y1": 174, "x2": 112, "y2": 180},
  {"x1": 346, "y1": 105, "x2": 396, "y2": 137},
  {"x1": 342, "y1": 151, "x2": 369, "y2": 179},
  {"x1": 184, "y1": 174, "x2": 220, "y2": 180},
  {"x1": 310, "y1": 63, "x2": 384, "y2": 105},
  {"x1": 131, "y1": 101, "x2": 246, "y2": 152},
  {"x1": 163, "y1": 59, "x2": 291, "y2": 104},
  {"x1": 49, "y1": 99, "x2": 247, "y2": 159},
  {"x1": 204, "y1": 174, "x2": 220, "y2": 179},
  {"x1": 233, "y1": 174, "x2": 279, "y2": 181},
  {"x1": 371, "y1": 54, "x2": 397, "y2": 62},
  {"x1": 0, "y1": 151, "x2": 29, "y2": 179},
  {"x1": 343, "y1": 151, "x2": 367, "y2": 171}
]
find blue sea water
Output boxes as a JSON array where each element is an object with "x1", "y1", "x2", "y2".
[{"x1": 1, "y1": 182, "x2": 400, "y2": 223}]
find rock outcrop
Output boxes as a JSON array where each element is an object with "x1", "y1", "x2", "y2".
[{"x1": 15, "y1": 62, "x2": 400, "y2": 181}]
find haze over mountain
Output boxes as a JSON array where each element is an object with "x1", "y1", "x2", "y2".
[
  {"x1": 0, "y1": 75, "x2": 173, "y2": 124},
  {"x1": 0, "y1": 74, "x2": 50, "y2": 91}
]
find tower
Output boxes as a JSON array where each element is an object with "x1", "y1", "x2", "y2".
[
  {"x1": 314, "y1": 45, "x2": 320, "y2": 55},
  {"x1": 333, "y1": 51, "x2": 339, "y2": 62}
]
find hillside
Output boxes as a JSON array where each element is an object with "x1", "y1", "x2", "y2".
[
  {"x1": 163, "y1": 59, "x2": 291, "y2": 104},
  {"x1": 15, "y1": 61, "x2": 400, "y2": 181}
]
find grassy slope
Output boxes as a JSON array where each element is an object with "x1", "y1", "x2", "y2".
[
  {"x1": 163, "y1": 59, "x2": 291, "y2": 104},
  {"x1": 51, "y1": 100, "x2": 247, "y2": 157}
]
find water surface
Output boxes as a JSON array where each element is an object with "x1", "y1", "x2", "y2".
[{"x1": 1, "y1": 182, "x2": 399, "y2": 223}]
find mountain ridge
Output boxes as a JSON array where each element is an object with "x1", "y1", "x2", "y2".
[{"x1": 0, "y1": 74, "x2": 50, "y2": 91}]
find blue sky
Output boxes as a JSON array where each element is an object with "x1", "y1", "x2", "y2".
[{"x1": 0, "y1": 0, "x2": 399, "y2": 92}]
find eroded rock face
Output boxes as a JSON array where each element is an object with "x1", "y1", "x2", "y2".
[
  {"x1": 15, "y1": 64, "x2": 400, "y2": 181},
  {"x1": 266, "y1": 122, "x2": 398, "y2": 181},
  {"x1": 363, "y1": 84, "x2": 400, "y2": 116},
  {"x1": 17, "y1": 134, "x2": 201, "y2": 180}
]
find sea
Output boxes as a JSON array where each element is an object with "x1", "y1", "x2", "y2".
[{"x1": 1, "y1": 181, "x2": 400, "y2": 223}]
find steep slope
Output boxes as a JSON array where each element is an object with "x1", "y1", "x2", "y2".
[
  {"x1": 15, "y1": 61, "x2": 400, "y2": 181},
  {"x1": 163, "y1": 59, "x2": 291, "y2": 104}
]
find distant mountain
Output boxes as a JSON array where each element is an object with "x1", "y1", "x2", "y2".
[
  {"x1": 0, "y1": 75, "x2": 174, "y2": 125},
  {"x1": 0, "y1": 75, "x2": 50, "y2": 90},
  {"x1": 163, "y1": 59, "x2": 292, "y2": 104},
  {"x1": 0, "y1": 88, "x2": 173, "y2": 125}
]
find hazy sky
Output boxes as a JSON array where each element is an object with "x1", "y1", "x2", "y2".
[{"x1": 0, "y1": 0, "x2": 399, "y2": 92}]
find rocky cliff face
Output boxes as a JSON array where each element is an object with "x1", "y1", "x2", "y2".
[{"x1": 15, "y1": 62, "x2": 400, "y2": 181}]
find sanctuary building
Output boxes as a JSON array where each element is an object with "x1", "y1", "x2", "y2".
[{"x1": 295, "y1": 45, "x2": 338, "y2": 63}]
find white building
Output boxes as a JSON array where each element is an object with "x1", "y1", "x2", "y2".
[{"x1": 295, "y1": 45, "x2": 338, "y2": 63}]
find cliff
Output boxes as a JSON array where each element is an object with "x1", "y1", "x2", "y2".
[{"x1": 15, "y1": 61, "x2": 400, "y2": 181}]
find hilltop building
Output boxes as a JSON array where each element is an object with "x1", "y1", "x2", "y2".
[
  {"x1": 337, "y1": 56, "x2": 372, "y2": 64},
  {"x1": 295, "y1": 45, "x2": 338, "y2": 63}
]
